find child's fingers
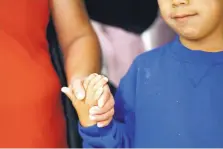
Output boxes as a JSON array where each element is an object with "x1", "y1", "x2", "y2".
[
  {"x1": 89, "y1": 89, "x2": 114, "y2": 116},
  {"x1": 86, "y1": 74, "x2": 103, "y2": 102},
  {"x1": 85, "y1": 87, "x2": 103, "y2": 106},
  {"x1": 89, "y1": 107, "x2": 114, "y2": 121},
  {"x1": 88, "y1": 75, "x2": 103, "y2": 90},
  {"x1": 93, "y1": 87, "x2": 104, "y2": 101},
  {"x1": 92, "y1": 76, "x2": 108, "y2": 101},
  {"x1": 83, "y1": 73, "x2": 98, "y2": 89},
  {"x1": 98, "y1": 85, "x2": 111, "y2": 108},
  {"x1": 93, "y1": 76, "x2": 108, "y2": 92}
]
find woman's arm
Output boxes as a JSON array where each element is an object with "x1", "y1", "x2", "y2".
[
  {"x1": 49, "y1": 0, "x2": 101, "y2": 84},
  {"x1": 50, "y1": 0, "x2": 115, "y2": 128}
]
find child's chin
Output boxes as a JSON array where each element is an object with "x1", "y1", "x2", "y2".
[{"x1": 178, "y1": 29, "x2": 201, "y2": 40}]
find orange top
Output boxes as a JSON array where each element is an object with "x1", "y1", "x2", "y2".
[{"x1": 0, "y1": 0, "x2": 67, "y2": 147}]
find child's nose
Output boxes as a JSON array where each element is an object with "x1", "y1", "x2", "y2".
[{"x1": 172, "y1": 0, "x2": 189, "y2": 7}]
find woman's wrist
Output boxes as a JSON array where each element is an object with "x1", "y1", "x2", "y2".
[{"x1": 75, "y1": 103, "x2": 97, "y2": 127}]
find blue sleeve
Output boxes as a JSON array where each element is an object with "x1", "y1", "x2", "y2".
[{"x1": 78, "y1": 59, "x2": 138, "y2": 148}]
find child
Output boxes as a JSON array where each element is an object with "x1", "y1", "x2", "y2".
[{"x1": 64, "y1": 0, "x2": 223, "y2": 147}]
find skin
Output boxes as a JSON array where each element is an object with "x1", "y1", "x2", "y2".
[
  {"x1": 50, "y1": 0, "x2": 101, "y2": 83},
  {"x1": 158, "y1": 0, "x2": 223, "y2": 52},
  {"x1": 62, "y1": 74, "x2": 115, "y2": 127},
  {"x1": 50, "y1": 0, "x2": 113, "y2": 126}
]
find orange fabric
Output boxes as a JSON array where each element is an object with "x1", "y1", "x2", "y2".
[{"x1": 0, "y1": 0, "x2": 67, "y2": 147}]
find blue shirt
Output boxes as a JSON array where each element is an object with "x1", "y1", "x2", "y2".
[{"x1": 79, "y1": 37, "x2": 223, "y2": 148}]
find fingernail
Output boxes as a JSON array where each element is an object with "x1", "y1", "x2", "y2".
[
  {"x1": 61, "y1": 87, "x2": 69, "y2": 93},
  {"x1": 75, "y1": 91, "x2": 85, "y2": 100},
  {"x1": 89, "y1": 115, "x2": 96, "y2": 120},
  {"x1": 97, "y1": 123, "x2": 103, "y2": 128}
]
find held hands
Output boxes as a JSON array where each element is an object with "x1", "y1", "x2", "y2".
[{"x1": 61, "y1": 74, "x2": 114, "y2": 127}]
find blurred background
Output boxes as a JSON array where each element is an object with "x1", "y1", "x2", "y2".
[{"x1": 84, "y1": 0, "x2": 176, "y2": 87}]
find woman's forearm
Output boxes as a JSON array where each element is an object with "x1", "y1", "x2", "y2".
[{"x1": 63, "y1": 33, "x2": 101, "y2": 84}]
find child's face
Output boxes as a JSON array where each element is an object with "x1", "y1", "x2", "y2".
[{"x1": 158, "y1": 0, "x2": 223, "y2": 40}]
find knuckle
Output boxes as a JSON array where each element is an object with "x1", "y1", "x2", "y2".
[
  {"x1": 89, "y1": 73, "x2": 98, "y2": 78},
  {"x1": 95, "y1": 74, "x2": 101, "y2": 79},
  {"x1": 101, "y1": 79, "x2": 107, "y2": 86},
  {"x1": 98, "y1": 74, "x2": 104, "y2": 78}
]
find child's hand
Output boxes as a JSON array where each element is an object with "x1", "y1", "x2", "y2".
[
  {"x1": 89, "y1": 84, "x2": 115, "y2": 127},
  {"x1": 84, "y1": 74, "x2": 115, "y2": 127},
  {"x1": 61, "y1": 73, "x2": 109, "y2": 127},
  {"x1": 83, "y1": 73, "x2": 108, "y2": 106}
]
